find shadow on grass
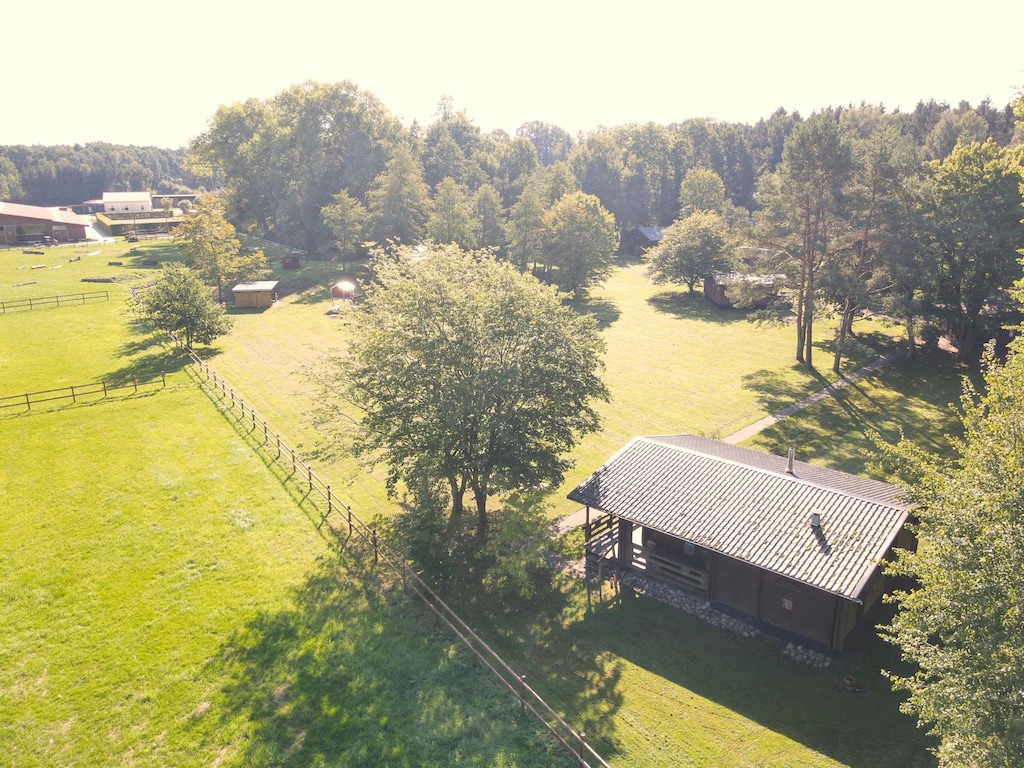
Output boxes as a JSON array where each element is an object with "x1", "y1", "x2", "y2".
[
  {"x1": 196, "y1": 547, "x2": 594, "y2": 767},
  {"x1": 106, "y1": 332, "x2": 199, "y2": 381},
  {"x1": 741, "y1": 364, "x2": 830, "y2": 414},
  {"x1": 647, "y1": 290, "x2": 751, "y2": 325},
  {"x1": 560, "y1": 589, "x2": 935, "y2": 768},
  {"x1": 566, "y1": 294, "x2": 621, "y2": 330}
]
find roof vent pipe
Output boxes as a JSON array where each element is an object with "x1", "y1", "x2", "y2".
[
  {"x1": 810, "y1": 512, "x2": 821, "y2": 529},
  {"x1": 787, "y1": 447, "x2": 795, "y2": 474}
]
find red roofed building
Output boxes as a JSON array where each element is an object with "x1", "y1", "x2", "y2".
[{"x1": 0, "y1": 202, "x2": 91, "y2": 245}]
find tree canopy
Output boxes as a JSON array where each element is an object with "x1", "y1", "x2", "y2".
[
  {"x1": 542, "y1": 191, "x2": 618, "y2": 293},
  {"x1": 138, "y1": 263, "x2": 232, "y2": 347},
  {"x1": 174, "y1": 195, "x2": 270, "y2": 302},
  {"x1": 874, "y1": 334, "x2": 1024, "y2": 766},
  {"x1": 333, "y1": 244, "x2": 608, "y2": 540},
  {"x1": 646, "y1": 210, "x2": 731, "y2": 293}
]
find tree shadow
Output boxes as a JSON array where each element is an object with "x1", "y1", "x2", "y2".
[
  {"x1": 195, "y1": 548, "x2": 595, "y2": 766},
  {"x1": 572, "y1": 589, "x2": 935, "y2": 767},
  {"x1": 566, "y1": 294, "x2": 621, "y2": 330},
  {"x1": 647, "y1": 290, "x2": 752, "y2": 325},
  {"x1": 741, "y1": 365, "x2": 830, "y2": 414}
]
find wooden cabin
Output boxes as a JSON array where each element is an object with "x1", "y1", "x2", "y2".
[
  {"x1": 231, "y1": 280, "x2": 279, "y2": 309},
  {"x1": 569, "y1": 435, "x2": 913, "y2": 652},
  {"x1": 703, "y1": 273, "x2": 785, "y2": 309}
]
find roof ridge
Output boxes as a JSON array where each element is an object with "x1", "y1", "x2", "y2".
[{"x1": 638, "y1": 434, "x2": 910, "y2": 510}]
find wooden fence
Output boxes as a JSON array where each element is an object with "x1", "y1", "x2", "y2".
[
  {"x1": 0, "y1": 372, "x2": 166, "y2": 410},
  {"x1": 174, "y1": 337, "x2": 611, "y2": 767},
  {"x1": 1, "y1": 290, "x2": 110, "y2": 313}
]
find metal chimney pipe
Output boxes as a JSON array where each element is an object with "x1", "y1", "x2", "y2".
[{"x1": 787, "y1": 447, "x2": 795, "y2": 474}]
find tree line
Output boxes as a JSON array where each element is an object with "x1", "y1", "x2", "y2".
[
  {"x1": 182, "y1": 82, "x2": 1024, "y2": 364},
  {"x1": 0, "y1": 143, "x2": 211, "y2": 205}
]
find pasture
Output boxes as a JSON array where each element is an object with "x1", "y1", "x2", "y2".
[{"x1": 0, "y1": 238, "x2": 951, "y2": 766}]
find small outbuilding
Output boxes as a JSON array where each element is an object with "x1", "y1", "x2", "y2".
[
  {"x1": 704, "y1": 273, "x2": 785, "y2": 309},
  {"x1": 627, "y1": 226, "x2": 666, "y2": 256},
  {"x1": 231, "y1": 280, "x2": 279, "y2": 309},
  {"x1": 569, "y1": 435, "x2": 913, "y2": 651}
]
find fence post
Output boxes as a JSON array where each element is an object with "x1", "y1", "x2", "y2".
[
  {"x1": 578, "y1": 733, "x2": 588, "y2": 766},
  {"x1": 347, "y1": 506, "x2": 352, "y2": 535},
  {"x1": 471, "y1": 631, "x2": 480, "y2": 668},
  {"x1": 327, "y1": 485, "x2": 332, "y2": 516},
  {"x1": 308, "y1": 465, "x2": 313, "y2": 490},
  {"x1": 520, "y1": 675, "x2": 527, "y2": 713},
  {"x1": 71, "y1": 385, "x2": 77, "y2": 403},
  {"x1": 372, "y1": 529, "x2": 378, "y2": 563}
]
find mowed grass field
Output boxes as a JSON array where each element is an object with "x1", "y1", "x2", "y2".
[{"x1": 0, "y1": 239, "x2": 949, "y2": 766}]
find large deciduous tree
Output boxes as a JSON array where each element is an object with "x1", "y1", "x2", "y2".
[
  {"x1": 188, "y1": 81, "x2": 404, "y2": 250},
  {"x1": 174, "y1": 195, "x2": 270, "y2": 302},
  {"x1": 335, "y1": 244, "x2": 608, "y2": 541},
  {"x1": 646, "y1": 210, "x2": 731, "y2": 293},
  {"x1": 874, "y1": 334, "x2": 1024, "y2": 767},
  {"x1": 542, "y1": 191, "x2": 618, "y2": 293},
  {"x1": 922, "y1": 140, "x2": 1024, "y2": 360},
  {"x1": 138, "y1": 263, "x2": 232, "y2": 347}
]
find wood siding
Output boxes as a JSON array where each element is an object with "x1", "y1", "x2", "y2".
[
  {"x1": 710, "y1": 555, "x2": 760, "y2": 615},
  {"x1": 234, "y1": 291, "x2": 274, "y2": 308},
  {"x1": 758, "y1": 573, "x2": 836, "y2": 648}
]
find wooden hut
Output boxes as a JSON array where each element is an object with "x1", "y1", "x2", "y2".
[
  {"x1": 569, "y1": 435, "x2": 913, "y2": 651},
  {"x1": 703, "y1": 273, "x2": 785, "y2": 309},
  {"x1": 231, "y1": 280, "x2": 279, "y2": 309}
]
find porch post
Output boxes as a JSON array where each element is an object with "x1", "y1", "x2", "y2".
[{"x1": 617, "y1": 519, "x2": 632, "y2": 569}]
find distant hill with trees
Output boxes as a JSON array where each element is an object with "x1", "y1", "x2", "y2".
[{"x1": 0, "y1": 143, "x2": 213, "y2": 206}]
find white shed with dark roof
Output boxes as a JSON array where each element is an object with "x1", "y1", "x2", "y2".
[{"x1": 568, "y1": 435, "x2": 913, "y2": 651}]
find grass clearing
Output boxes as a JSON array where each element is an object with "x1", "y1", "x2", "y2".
[{"x1": 1, "y1": 240, "x2": 952, "y2": 766}]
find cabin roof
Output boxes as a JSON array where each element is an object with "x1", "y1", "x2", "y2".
[{"x1": 568, "y1": 435, "x2": 911, "y2": 601}]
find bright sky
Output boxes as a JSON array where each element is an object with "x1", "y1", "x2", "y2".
[{"x1": 5, "y1": 1, "x2": 1022, "y2": 149}]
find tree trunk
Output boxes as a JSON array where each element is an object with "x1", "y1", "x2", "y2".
[
  {"x1": 473, "y1": 486, "x2": 488, "y2": 541},
  {"x1": 904, "y1": 315, "x2": 916, "y2": 360},
  {"x1": 447, "y1": 475, "x2": 465, "y2": 531}
]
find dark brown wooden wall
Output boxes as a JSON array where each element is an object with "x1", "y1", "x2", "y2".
[{"x1": 710, "y1": 555, "x2": 760, "y2": 615}]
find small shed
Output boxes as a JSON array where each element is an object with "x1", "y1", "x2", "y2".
[
  {"x1": 569, "y1": 435, "x2": 913, "y2": 651},
  {"x1": 232, "y1": 280, "x2": 279, "y2": 309},
  {"x1": 282, "y1": 254, "x2": 301, "y2": 270},
  {"x1": 628, "y1": 226, "x2": 666, "y2": 256},
  {"x1": 704, "y1": 273, "x2": 785, "y2": 309}
]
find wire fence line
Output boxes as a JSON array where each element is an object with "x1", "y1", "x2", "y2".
[
  {"x1": 0, "y1": 372, "x2": 167, "y2": 410},
  {"x1": 1, "y1": 290, "x2": 110, "y2": 313},
  {"x1": 169, "y1": 334, "x2": 611, "y2": 768}
]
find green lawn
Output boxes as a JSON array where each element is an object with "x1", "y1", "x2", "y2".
[{"x1": 0, "y1": 240, "x2": 950, "y2": 766}]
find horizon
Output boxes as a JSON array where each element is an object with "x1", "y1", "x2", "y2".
[{"x1": 4, "y1": 1, "x2": 1022, "y2": 150}]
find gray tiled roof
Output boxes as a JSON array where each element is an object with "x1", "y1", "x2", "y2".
[{"x1": 568, "y1": 435, "x2": 912, "y2": 601}]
